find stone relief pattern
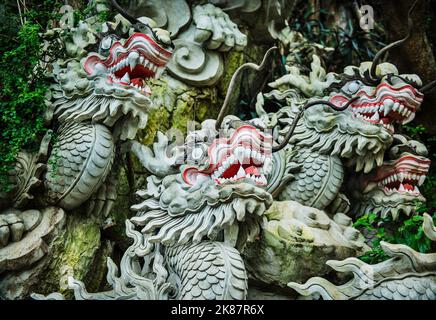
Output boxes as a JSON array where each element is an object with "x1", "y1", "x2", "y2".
[
  {"x1": 1, "y1": 0, "x2": 435, "y2": 301},
  {"x1": 0, "y1": 0, "x2": 173, "y2": 293},
  {"x1": 166, "y1": 242, "x2": 247, "y2": 299},
  {"x1": 45, "y1": 122, "x2": 115, "y2": 210},
  {"x1": 288, "y1": 214, "x2": 436, "y2": 300}
]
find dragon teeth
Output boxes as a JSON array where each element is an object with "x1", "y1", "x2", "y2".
[
  {"x1": 128, "y1": 51, "x2": 139, "y2": 71},
  {"x1": 121, "y1": 73, "x2": 130, "y2": 83},
  {"x1": 155, "y1": 67, "x2": 165, "y2": 79},
  {"x1": 234, "y1": 146, "x2": 245, "y2": 163},
  {"x1": 236, "y1": 166, "x2": 245, "y2": 178},
  {"x1": 370, "y1": 112, "x2": 379, "y2": 121},
  {"x1": 383, "y1": 99, "x2": 394, "y2": 116},
  {"x1": 418, "y1": 175, "x2": 426, "y2": 186}
]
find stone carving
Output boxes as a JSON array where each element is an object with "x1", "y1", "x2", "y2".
[
  {"x1": 32, "y1": 50, "x2": 283, "y2": 299},
  {"x1": 3, "y1": 0, "x2": 436, "y2": 301},
  {"x1": 0, "y1": 1, "x2": 173, "y2": 285},
  {"x1": 349, "y1": 134, "x2": 431, "y2": 220},
  {"x1": 210, "y1": 0, "x2": 262, "y2": 13},
  {"x1": 288, "y1": 213, "x2": 436, "y2": 300},
  {"x1": 0, "y1": 207, "x2": 65, "y2": 274},
  {"x1": 125, "y1": 0, "x2": 248, "y2": 86},
  {"x1": 33, "y1": 115, "x2": 275, "y2": 300},
  {"x1": 243, "y1": 201, "x2": 369, "y2": 288},
  {"x1": 254, "y1": 55, "x2": 424, "y2": 215}
]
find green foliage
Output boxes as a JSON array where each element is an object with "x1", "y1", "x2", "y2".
[
  {"x1": 0, "y1": 0, "x2": 64, "y2": 192},
  {"x1": 403, "y1": 124, "x2": 427, "y2": 139},
  {"x1": 356, "y1": 119, "x2": 436, "y2": 264},
  {"x1": 287, "y1": 1, "x2": 385, "y2": 71},
  {"x1": 354, "y1": 211, "x2": 436, "y2": 264},
  {"x1": 353, "y1": 213, "x2": 391, "y2": 263}
]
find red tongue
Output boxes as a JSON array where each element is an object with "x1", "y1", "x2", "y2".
[
  {"x1": 245, "y1": 166, "x2": 260, "y2": 176},
  {"x1": 131, "y1": 78, "x2": 143, "y2": 86},
  {"x1": 403, "y1": 184, "x2": 414, "y2": 190}
]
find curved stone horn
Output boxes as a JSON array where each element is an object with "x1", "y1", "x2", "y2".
[
  {"x1": 272, "y1": 97, "x2": 359, "y2": 152},
  {"x1": 215, "y1": 47, "x2": 278, "y2": 130},
  {"x1": 368, "y1": 0, "x2": 419, "y2": 82},
  {"x1": 420, "y1": 79, "x2": 436, "y2": 94},
  {"x1": 109, "y1": 0, "x2": 172, "y2": 48},
  {"x1": 110, "y1": 0, "x2": 140, "y2": 25}
]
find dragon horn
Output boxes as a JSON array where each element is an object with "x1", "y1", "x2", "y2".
[
  {"x1": 272, "y1": 97, "x2": 359, "y2": 152},
  {"x1": 109, "y1": 0, "x2": 140, "y2": 25},
  {"x1": 215, "y1": 47, "x2": 278, "y2": 130}
]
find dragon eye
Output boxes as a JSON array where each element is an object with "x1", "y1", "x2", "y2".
[
  {"x1": 191, "y1": 147, "x2": 204, "y2": 160},
  {"x1": 347, "y1": 81, "x2": 361, "y2": 94},
  {"x1": 100, "y1": 37, "x2": 113, "y2": 50},
  {"x1": 98, "y1": 35, "x2": 119, "y2": 55}
]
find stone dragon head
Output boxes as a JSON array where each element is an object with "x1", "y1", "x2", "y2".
[
  {"x1": 258, "y1": 56, "x2": 425, "y2": 174},
  {"x1": 258, "y1": 1, "x2": 436, "y2": 176},
  {"x1": 349, "y1": 134, "x2": 430, "y2": 219},
  {"x1": 127, "y1": 115, "x2": 274, "y2": 250},
  {"x1": 48, "y1": 1, "x2": 173, "y2": 140}
]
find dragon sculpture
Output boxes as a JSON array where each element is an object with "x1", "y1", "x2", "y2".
[
  {"x1": 0, "y1": 1, "x2": 174, "y2": 281},
  {"x1": 32, "y1": 45, "x2": 373, "y2": 300},
  {"x1": 349, "y1": 134, "x2": 431, "y2": 220},
  {"x1": 4, "y1": 0, "x2": 436, "y2": 301},
  {"x1": 240, "y1": 1, "x2": 436, "y2": 294},
  {"x1": 33, "y1": 114, "x2": 276, "y2": 300},
  {"x1": 254, "y1": 55, "x2": 424, "y2": 215}
]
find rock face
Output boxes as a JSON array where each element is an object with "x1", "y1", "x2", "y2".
[
  {"x1": 0, "y1": 207, "x2": 65, "y2": 275},
  {"x1": 0, "y1": 211, "x2": 112, "y2": 299},
  {"x1": 243, "y1": 201, "x2": 369, "y2": 288}
]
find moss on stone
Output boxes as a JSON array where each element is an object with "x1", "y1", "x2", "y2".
[
  {"x1": 218, "y1": 50, "x2": 245, "y2": 97},
  {"x1": 35, "y1": 212, "x2": 110, "y2": 298}
]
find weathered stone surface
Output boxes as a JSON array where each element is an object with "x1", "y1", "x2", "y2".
[
  {"x1": 243, "y1": 201, "x2": 368, "y2": 288},
  {"x1": 0, "y1": 207, "x2": 65, "y2": 274},
  {"x1": 0, "y1": 212, "x2": 112, "y2": 299},
  {"x1": 288, "y1": 213, "x2": 436, "y2": 300}
]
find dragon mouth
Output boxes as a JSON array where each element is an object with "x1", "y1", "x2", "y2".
[
  {"x1": 84, "y1": 33, "x2": 172, "y2": 95},
  {"x1": 331, "y1": 83, "x2": 423, "y2": 132},
  {"x1": 183, "y1": 125, "x2": 273, "y2": 187},
  {"x1": 366, "y1": 154, "x2": 430, "y2": 196},
  {"x1": 211, "y1": 145, "x2": 270, "y2": 185}
]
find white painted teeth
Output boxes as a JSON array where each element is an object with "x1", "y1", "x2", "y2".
[
  {"x1": 393, "y1": 102, "x2": 400, "y2": 112},
  {"x1": 128, "y1": 51, "x2": 139, "y2": 71},
  {"x1": 383, "y1": 98, "x2": 394, "y2": 116},
  {"x1": 236, "y1": 166, "x2": 245, "y2": 178},
  {"x1": 259, "y1": 175, "x2": 267, "y2": 184},
  {"x1": 398, "y1": 172, "x2": 404, "y2": 182},
  {"x1": 211, "y1": 146, "x2": 270, "y2": 186},
  {"x1": 370, "y1": 112, "x2": 379, "y2": 121},
  {"x1": 234, "y1": 146, "x2": 245, "y2": 163},
  {"x1": 263, "y1": 157, "x2": 272, "y2": 175},
  {"x1": 155, "y1": 67, "x2": 164, "y2": 79},
  {"x1": 399, "y1": 184, "x2": 405, "y2": 192},
  {"x1": 418, "y1": 175, "x2": 426, "y2": 186},
  {"x1": 121, "y1": 72, "x2": 130, "y2": 83}
]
